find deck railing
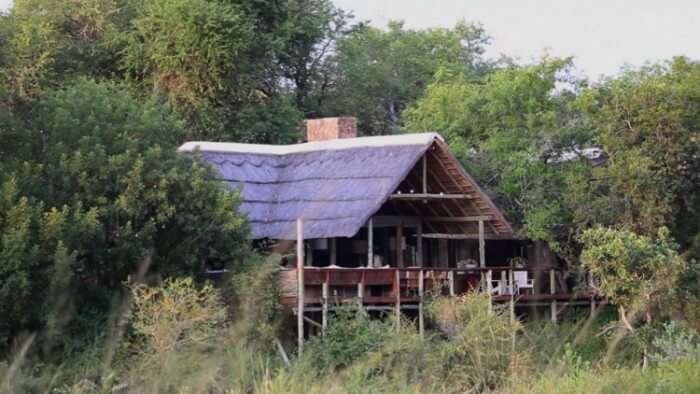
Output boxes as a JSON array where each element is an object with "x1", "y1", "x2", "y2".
[{"x1": 280, "y1": 266, "x2": 598, "y2": 310}]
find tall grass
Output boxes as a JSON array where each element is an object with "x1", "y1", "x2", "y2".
[{"x1": 2, "y1": 267, "x2": 700, "y2": 393}]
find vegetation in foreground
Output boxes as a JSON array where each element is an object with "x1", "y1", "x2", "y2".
[
  {"x1": 3, "y1": 274, "x2": 700, "y2": 393},
  {"x1": 1, "y1": 0, "x2": 700, "y2": 392}
]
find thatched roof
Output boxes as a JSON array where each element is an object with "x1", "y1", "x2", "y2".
[{"x1": 179, "y1": 133, "x2": 513, "y2": 240}]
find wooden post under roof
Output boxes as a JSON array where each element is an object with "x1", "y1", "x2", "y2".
[
  {"x1": 478, "y1": 220, "x2": 486, "y2": 268},
  {"x1": 330, "y1": 238, "x2": 337, "y2": 266},
  {"x1": 396, "y1": 223, "x2": 404, "y2": 268},
  {"x1": 416, "y1": 222, "x2": 423, "y2": 267},
  {"x1": 296, "y1": 218, "x2": 304, "y2": 355},
  {"x1": 367, "y1": 218, "x2": 373, "y2": 267},
  {"x1": 422, "y1": 153, "x2": 427, "y2": 204}
]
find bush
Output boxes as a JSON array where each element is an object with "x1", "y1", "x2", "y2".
[
  {"x1": 649, "y1": 321, "x2": 700, "y2": 364},
  {"x1": 304, "y1": 306, "x2": 393, "y2": 370},
  {"x1": 0, "y1": 79, "x2": 250, "y2": 352},
  {"x1": 426, "y1": 293, "x2": 521, "y2": 390}
]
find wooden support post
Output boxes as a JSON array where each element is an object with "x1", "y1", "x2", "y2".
[
  {"x1": 509, "y1": 268, "x2": 516, "y2": 351},
  {"x1": 478, "y1": 220, "x2": 486, "y2": 268},
  {"x1": 395, "y1": 269, "x2": 401, "y2": 332},
  {"x1": 357, "y1": 282, "x2": 364, "y2": 310},
  {"x1": 422, "y1": 154, "x2": 428, "y2": 204},
  {"x1": 486, "y1": 269, "x2": 493, "y2": 294},
  {"x1": 330, "y1": 238, "x2": 337, "y2": 266},
  {"x1": 322, "y1": 281, "x2": 329, "y2": 333},
  {"x1": 509, "y1": 269, "x2": 515, "y2": 321},
  {"x1": 416, "y1": 222, "x2": 423, "y2": 267},
  {"x1": 367, "y1": 218, "x2": 373, "y2": 267},
  {"x1": 306, "y1": 241, "x2": 313, "y2": 266},
  {"x1": 397, "y1": 223, "x2": 404, "y2": 268},
  {"x1": 486, "y1": 269, "x2": 493, "y2": 310},
  {"x1": 588, "y1": 272, "x2": 596, "y2": 317},
  {"x1": 550, "y1": 269, "x2": 557, "y2": 324},
  {"x1": 448, "y1": 270, "x2": 455, "y2": 296},
  {"x1": 296, "y1": 218, "x2": 305, "y2": 355},
  {"x1": 418, "y1": 269, "x2": 424, "y2": 339},
  {"x1": 500, "y1": 270, "x2": 507, "y2": 295}
]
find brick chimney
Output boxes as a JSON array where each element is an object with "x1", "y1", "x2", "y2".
[{"x1": 305, "y1": 117, "x2": 357, "y2": 142}]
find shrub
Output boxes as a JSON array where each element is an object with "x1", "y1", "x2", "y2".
[
  {"x1": 304, "y1": 306, "x2": 393, "y2": 370},
  {"x1": 649, "y1": 321, "x2": 700, "y2": 364},
  {"x1": 426, "y1": 293, "x2": 521, "y2": 390}
]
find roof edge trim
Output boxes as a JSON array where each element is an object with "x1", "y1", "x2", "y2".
[{"x1": 178, "y1": 132, "x2": 443, "y2": 155}]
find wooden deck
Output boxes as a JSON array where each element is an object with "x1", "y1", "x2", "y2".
[{"x1": 280, "y1": 266, "x2": 601, "y2": 310}]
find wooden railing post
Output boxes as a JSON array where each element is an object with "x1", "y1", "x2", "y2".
[
  {"x1": 448, "y1": 270, "x2": 455, "y2": 296},
  {"x1": 322, "y1": 281, "x2": 329, "y2": 333},
  {"x1": 500, "y1": 270, "x2": 507, "y2": 295}
]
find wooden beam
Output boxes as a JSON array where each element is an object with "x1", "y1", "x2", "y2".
[
  {"x1": 478, "y1": 220, "x2": 485, "y2": 268},
  {"x1": 423, "y1": 215, "x2": 493, "y2": 222},
  {"x1": 390, "y1": 193, "x2": 473, "y2": 201},
  {"x1": 428, "y1": 147, "x2": 501, "y2": 235},
  {"x1": 419, "y1": 233, "x2": 517, "y2": 240},
  {"x1": 296, "y1": 218, "x2": 305, "y2": 355}
]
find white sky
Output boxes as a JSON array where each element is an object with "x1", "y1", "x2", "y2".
[
  {"x1": 1, "y1": 0, "x2": 697, "y2": 79},
  {"x1": 334, "y1": 0, "x2": 700, "y2": 80}
]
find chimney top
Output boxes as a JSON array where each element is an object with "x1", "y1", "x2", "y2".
[{"x1": 306, "y1": 117, "x2": 357, "y2": 142}]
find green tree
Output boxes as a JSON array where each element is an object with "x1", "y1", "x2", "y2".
[
  {"x1": 405, "y1": 58, "x2": 592, "y2": 253},
  {"x1": 576, "y1": 57, "x2": 700, "y2": 244},
  {"x1": 324, "y1": 20, "x2": 490, "y2": 135},
  {"x1": 0, "y1": 79, "x2": 250, "y2": 351},
  {"x1": 579, "y1": 226, "x2": 685, "y2": 331},
  {"x1": 2, "y1": 0, "x2": 128, "y2": 98}
]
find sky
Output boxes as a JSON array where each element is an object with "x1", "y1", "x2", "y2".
[
  {"x1": 1, "y1": 0, "x2": 698, "y2": 79},
  {"x1": 333, "y1": 0, "x2": 700, "y2": 80}
]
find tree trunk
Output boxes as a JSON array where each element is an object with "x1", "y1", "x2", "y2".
[{"x1": 618, "y1": 305, "x2": 634, "y2": 332}]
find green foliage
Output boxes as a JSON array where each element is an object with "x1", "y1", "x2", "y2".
[
  {"x1": 580, "y1": 227, "x2": 682, "y2": 307},
  {"x1": 649, "y1": 321, "x2": 700, "y2": 364},
  {"x1": 3, "y1": 0, "x2": 127, "y2": 98},
  {"x1": 577, "y1": 58, "x2": 700, "y2": 240},
  {"x1": 406, "y1": 58, "x2": 591, "y2": 252},
  {"x1": 580, "y1": 227, "x2": 685, "y2": 326},
  {"x1": 229, "y1": 255, "x2": 284, "y2": 353},
  {"x1": 0, "y1": 79, "x2": 250, "y2": 352},
  {"x1": 324, "y1": 20, "x2": 490, "y2": 135},
  {"x1": 426, "y1": 293, "x2": 520, "y2": 390},
  {"x1": 128, "y1": 277, "x2": 225, "y2": 358},
  {"x1": 124, "y1": 0, "x2": 254, "y2": 125},
  {"x1": 304, "y1": 306, "x2": 393, "y2": 370}
]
